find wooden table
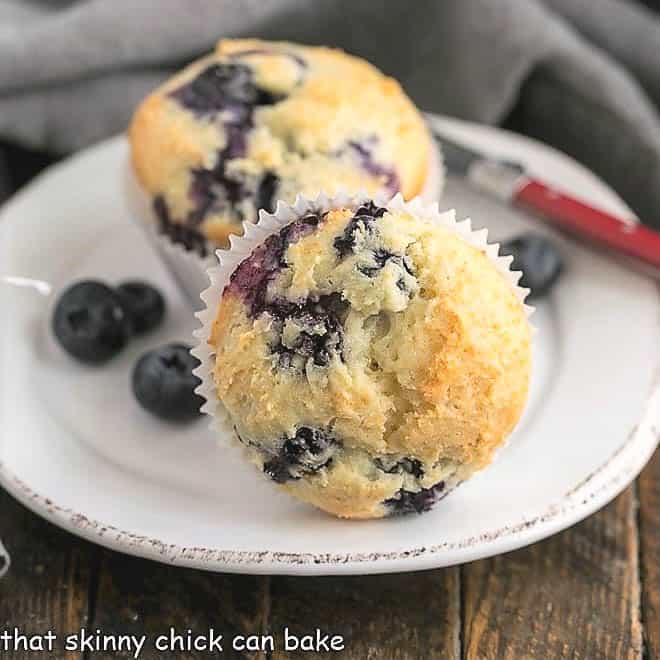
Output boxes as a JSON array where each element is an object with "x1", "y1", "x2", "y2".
[
  {"x1": 0, "y1": 449, "x2": 656, "y2": 659},
  {"x1": 0, "y1": 145, "x2": 657, "y2": 660}
]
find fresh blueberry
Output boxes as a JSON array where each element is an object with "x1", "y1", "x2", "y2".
[
  {"x1": 263, "y1": 426, "x2": 337, "y2": 483},
  {"x1": 384, "y1": 481, "x2": 447, "y2": 515},
  {"x1": 52, "y1": 280, "x2": 132, "y2": 364},
  {"x1": 500, "y1": 233, "x2": 563, "y2": 299},
  {"x1": 116, "y1": 281, "x2": 165, "y2": 335},
  {"x1": 132, "y1": 343, "x2": 204, "y2": 421}
]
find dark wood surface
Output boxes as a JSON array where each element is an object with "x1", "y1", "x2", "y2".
[
  {"x1": 0, "y1": 144, "x2": 657, "y2": 659},
  {"x1": 1, "y1": 453, "x2": 656, "y2": 659}
]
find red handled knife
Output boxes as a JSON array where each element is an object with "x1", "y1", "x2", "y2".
[{"x1": 434, "y1": 133, "x2": 660, "y2": 271}]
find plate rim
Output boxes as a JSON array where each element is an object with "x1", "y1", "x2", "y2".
[
  {"x1": 1, "y1": 117, "x2": 658, "y2": 576},
  {"x1": 1, "y1": 387, "x2": 657, "y2": 575}
]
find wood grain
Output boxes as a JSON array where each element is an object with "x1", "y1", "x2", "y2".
[
  {"x1": 0, "y1": 489, "x2": 94, "y2": 660},
  {"x1": 461, "y1": 487, "x2": 643, "y2": 660},
  {"x1": 269, "y1": 569, "x2": 460, "y2": 659},
  {"x1": 88, "y1": 550, "x2": 269, "y2": 659},
  {"x1": 639, "y1": 449, "x2": 660, "y2": 660}
]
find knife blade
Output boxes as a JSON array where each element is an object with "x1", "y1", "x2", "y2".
[{"x1": 434, "y1": 132, "x2": 660, "y2": 271}]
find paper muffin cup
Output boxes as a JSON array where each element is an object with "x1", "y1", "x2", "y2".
[
  {"x1": 123, "y1": 145, "x2": 445, "y2": 309},
  {"x1": 190, "y1": 190, "x2": 534, "y2": 451},
  {"x1": 123, "y1": 159, "x2": 216, "y2": 310}
]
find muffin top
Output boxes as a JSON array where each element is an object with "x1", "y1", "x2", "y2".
[
  {"x1": 206, "y1": 199, "x2": 532, "y2": 518},
  {"x1": 129, "y1": 39, "x2": 432, "y2": 253}
]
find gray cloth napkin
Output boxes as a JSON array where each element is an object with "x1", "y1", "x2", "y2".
[{"x1": 0, "y1": 0, "x2": 659, "y2": 226}]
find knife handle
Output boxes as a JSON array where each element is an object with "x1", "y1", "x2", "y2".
[{"x1": 514, "y1": 179, "x2": 660, "y2": 268}]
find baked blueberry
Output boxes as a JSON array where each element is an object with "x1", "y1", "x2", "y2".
[
  {"x1": 384, "y1": 480, "x2": 447, "y2": 515},
  {"x1": 333, "y1": 201, "x2": 386, "y2": 258},
  {"x1": 500, "y1": 233, "x2": 563, "y2": 299},
  {"x1": 357, "y1": 249, "x2": 415, "y2": 281},
  {"x1": 268, "y1": 294, "x2": 348, "y2": 372},
  {"x1": 168, "y1": 61, "x2": 285, "y2": 232},
  {"x1": 263, "y1": 427, "x2": 337, "y2": 483},
  {"x1": 132, "y1": 343, "x2": 204, "y2": 421},
  {"x1": 52, "y1": 280, "x2": 132, "y2": 364},
  {"x1": 255, "y1": 171, "x2": 280, "y2": 215},
  {"x1": 116, "y1": 281, "x2": 165, "y2": 334},
  {"x1": 170, "y1": 63, "x2": 281, "y2": 115}
]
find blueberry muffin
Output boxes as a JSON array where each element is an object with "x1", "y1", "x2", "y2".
[
  {"x1": 129, "y1": 39, "x2": 436, "y2": 255},
  {"x1": 204, "y1": 198, "x2": 532, "y2": 519}
]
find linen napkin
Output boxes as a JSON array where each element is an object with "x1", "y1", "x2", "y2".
[{"x1": 0, "y1": 0, "x2": 659, "y2": 225}]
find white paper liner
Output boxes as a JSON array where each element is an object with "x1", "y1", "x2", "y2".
[
  {"x1": 123, "y1": 145, "x2": 445, "y2": 308},
  {"x1": 423, "y1": 128, "x2": 445, "y2": 203},
  {"x1": 123, "y1": 158, "x2": 216, "y2": 310},
  {"x1": 191, "y1": 190, "x2": 535, "y2": 450}
]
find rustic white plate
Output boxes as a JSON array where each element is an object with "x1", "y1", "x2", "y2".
[{"x1": 0, "y1": 116, "x2": 658, "y2": 575}]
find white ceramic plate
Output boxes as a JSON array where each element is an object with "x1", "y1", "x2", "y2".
[{"x1": 0, "y1": 116, "x2": 658, "y2": 576}]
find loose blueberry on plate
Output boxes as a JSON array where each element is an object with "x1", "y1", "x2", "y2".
[
  {"x1": 52, "y1": 280, "x2": 132, "y2": 364},
  {"x1": 116, "y1": 281, "x2": 165, "y2": 334},
  {"x1": 132, "y1": 343, "x2": 204, "y2": 421},
  {"x1": 500, "y1": 233, "x2": 563, "y2": 299}
]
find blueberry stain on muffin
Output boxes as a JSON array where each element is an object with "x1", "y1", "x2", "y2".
[
  {"x1": 227, "y1": 211, "x2": 327, "y2": 315},
  {"x1": 226, "y1": 212, "x2": 349, "y2": 372},
  {"x1": 166, "y1": 60, "x2": 290, "y2": 240}
]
